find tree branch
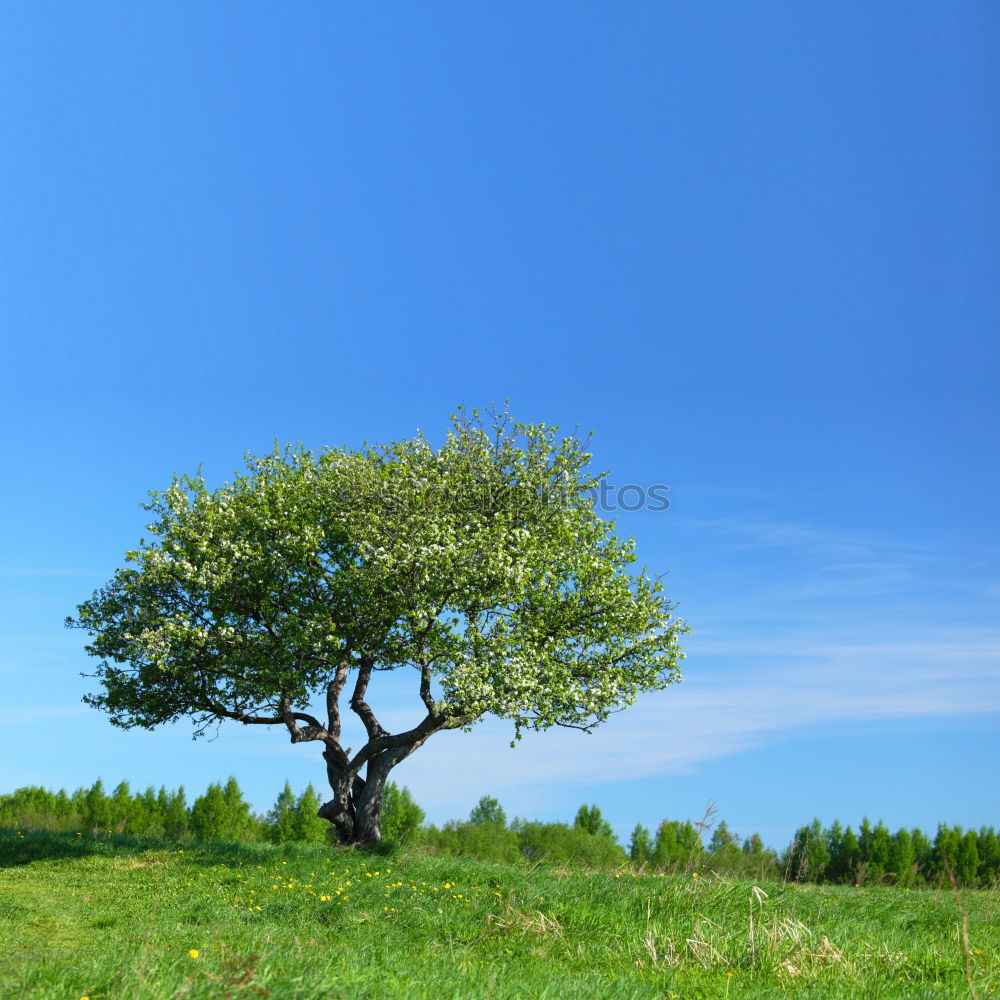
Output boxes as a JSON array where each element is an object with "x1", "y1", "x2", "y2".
[
  {"x1": 418, "y1": 657, "x2": 436, "y2": 714},
  {"x1": 348, "y1": 708, "x2": 470, "y2": 771},
  {"x1": 278, "y1": 693, "x2": 329, "y2": 744},
  {"x1": 327, "y1": 660, "x2": 351, "y2": 741},
  {"x1": 218, "y1": 709, "x2": 284, "y2": 725},
  {"x1": 350, "y1": 654, "x2": 386, "y2": 741}
]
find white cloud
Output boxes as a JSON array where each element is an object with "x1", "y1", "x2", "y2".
[
  {"x1": 676, "y1": 517, "x2": 994, "y2": 605},
  {"x1": 387, "y1": 631, "x2": 1000, "y2": 812}
]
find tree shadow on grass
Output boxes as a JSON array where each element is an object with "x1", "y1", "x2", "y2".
[
  {"x1": 0, "y1": 827, "x2": 181, "y2": 867},
  {"x1": 0, "y1": 827, "x2": 373, "y2": 869}
]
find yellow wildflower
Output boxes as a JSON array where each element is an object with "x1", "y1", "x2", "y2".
[{"x1": 188, "y1": 949, "x2": 199, "y2": 959}]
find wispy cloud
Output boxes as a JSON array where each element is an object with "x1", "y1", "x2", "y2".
[
  {"x1": 388, "y1": 631, "x2": 1000, "y2": 810},
  {"x1": 676, "y1": 516, "x2": 999, "y2": 611}
]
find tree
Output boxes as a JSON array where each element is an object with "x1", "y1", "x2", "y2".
[
  {"x1": 840, "y1": 826, "x2": 861, "y2": 883},
  {"x1": 868, "y1": 821, "x2": 892, "y2": 881},
  {"x1": 190, "y1": 777, "x2": 255, "y2": 841},
  {"x1": 652, "y1": 820, "x2": 680, "y2": 868},
  {"x1": 292, "y1": 784, "x2": 331, "y2": 844},
  {"x1": 381, "y1": 782, "x2": 425, "y2": 843},
  {"x1": 83, "y1": 779, "x2": 112, "y2": 832},
  {"x1": 190, "y1": 783, "x2": 228, "y2": 840},
  {"x1": 977, "y1": 827, "x2": 1000, "y2": 885},
  {"x1": 785, "y1": 819, "x2": 828, "y2": 882},
  {"x1": 514, "y1": 820, "x2": 628, "y2": 867},
  {"x1": 652, "y1": 819, "x2": 702, "y2": 869},
  {"x1": 469, "y1": 795, "x2": 506, "y2": 827},
  {"x1": 266, "y1": 781, "x2": 298, "y2": 844},
  {"x1": 709, "y1": 819, "x2": 735, "y2": 853},
  {"x1": 110, "y1": 780, "x2": 134, "y2": 833},
  {"x1": 68, "y1": 407, "x2": 688, "y2": 845},
  {"x1": 574, "y1": 804, "x2": 615, "y2": 840},
  {"x1": 162, "y1": 786, "x2": 189, "y2": 838},
  {"x1": 910, "y1": 826, "x2": 932, "y2": 882},
  {"x1": 628, "y1": 823, "x2": 653, "y2": 863},
  {"x1": 957, "y1": 829, "x2": 980, "y2": 887},
  {"x1": 889, "y1": 828, "x2": 915, "y2": 886},
  {"x1": 139, "y1": 786, "x2": 163, "y2": 836},
  {"x1": 709, "y1": 819, "x2": 742, "y2": 871}
]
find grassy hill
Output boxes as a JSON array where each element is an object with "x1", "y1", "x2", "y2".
[{"x1": 2, "y1": 829, "x2": 997, "y2": 999}]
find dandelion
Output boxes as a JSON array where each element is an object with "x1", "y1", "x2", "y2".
[{"x1": 188, "y1": 949, "x2": 199, "y2": 959}]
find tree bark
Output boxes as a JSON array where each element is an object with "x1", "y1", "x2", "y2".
[
  {"x1": 319, "y1": 743, "x2": 414, "y2": 846},
  {"x1": 316, "y1": 672, "x2": 465, "y2": 846}
]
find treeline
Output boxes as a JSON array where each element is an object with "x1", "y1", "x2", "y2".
[
  {"x1": 420, "y1": 797, "x2": 630, "y2": 869},
  {"x1": 0, "y1": 778, "x2": 425, "y2": 846},
  {"x1": 3, "y1": 781, "x2": 998, "y2": 888},
  {"x1": 781, "y1": 817, "x2": 1000, "y2": 888}
]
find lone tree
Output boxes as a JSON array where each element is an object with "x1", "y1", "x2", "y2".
[{"x1": 68, "y1": 408, "x2": 688, "y2": 845}]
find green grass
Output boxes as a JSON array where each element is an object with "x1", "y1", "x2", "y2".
[{"x1": 1, "y1": 829, "x2": 997, "y2": 999}]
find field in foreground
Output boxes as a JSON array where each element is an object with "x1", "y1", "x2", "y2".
[{"x1": 1, "y1": 830, "x2": 997, "y2": 999}]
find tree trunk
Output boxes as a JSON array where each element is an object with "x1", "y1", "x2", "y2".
[
  {"x1": 319, "y1": 746, "x2": 408, "y2": 846},
  {"x1": 351, "y1": 774, "x2": 384, "y2": 845},
  {"x1": 318, "y1": 749, "x2": 358, "y2": 844}
]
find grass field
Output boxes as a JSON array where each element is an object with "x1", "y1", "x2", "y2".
[{"x1": 1, "y1": 829, "x2": 997, "y2": 999}]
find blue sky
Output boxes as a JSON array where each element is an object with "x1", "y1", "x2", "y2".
[{"x1": 2, "y1": 3, "x2": 997, "y2": 848}]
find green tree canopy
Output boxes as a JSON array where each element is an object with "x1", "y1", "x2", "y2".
[
  {"x1": 380, "y1": 782, "x2": 426, "y2": 843},
  {"x1": 292, "y1": 784, "x2": 331, "y2": 844},
  {"x1": 190, "y1": 778, "x2": 255, "y2": 842},
  {"x1": 469, "y1": 795, "x2": 507, "y2": 827},
  {"x1": 628, "y1": 823, "x2": 653, "y2": 863},
  {"x1": 68, "y1": 407, "x2": 688, "y2": 844},
  {"x1": 574, "y1": 804, "x2": 615, "y2": 840},
  {"x1": 266, "y1": 781, "x2": 298, "y2": 844}
]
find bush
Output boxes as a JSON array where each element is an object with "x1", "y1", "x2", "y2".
[
  {"x1": 380, "y1": 783, "x2": 425, "y2": 844},
  {"x1": 514, "y1": 820, "x2": 628, "y2": 868},
  {"x1": 423, "y1": 820, "x2": 522, "y2": 862}
]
